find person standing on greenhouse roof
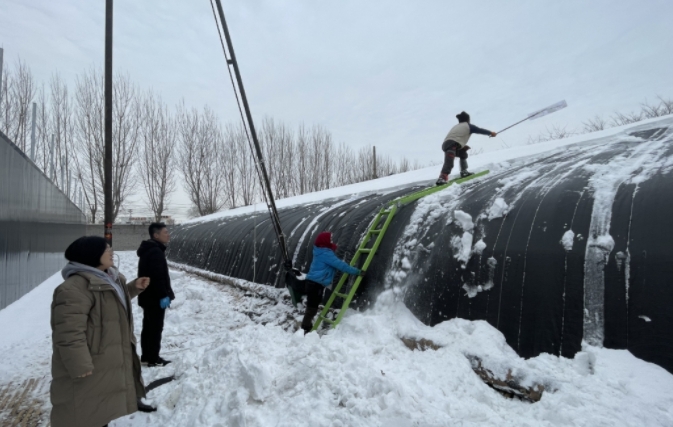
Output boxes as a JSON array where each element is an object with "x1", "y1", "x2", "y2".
[{"x1": 436, "y1": 111, "x2": 496, "y2": 185}]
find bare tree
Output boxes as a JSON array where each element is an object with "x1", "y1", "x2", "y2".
[
  {"x1": 108, "y1": 73, "x2": 141, "y2": 221},
  {"x1": 72, "y1": 69, "x2": 104, "y2": 223},
  {"x1": 138, "y1": 91, "x2": 176, "y2": 222},
  {"x1": 333, "y1": 141, "x2": 353, "y2": 187},
  {"x1": 582, "y1": 115, "x2": 608, "y2": 133},
  {"x1": 610, "y1": 111, "x2": 643, "y2": 127},
  {"x1": 236, "y1": 127, "x2": 259, "y2": 206},
  {"x1": 641, "y1": 96, "x2": 673, "y2": 118},
  {"x1": 398, "y1": 157, "x2": 411, "y2": 173},
  {"x1": 177, "y1": 104, "x2": 225, "y2": 216},
  {"x1": 658, "y1": 96, "x2": 673, "y2": 115},
  {"x1": 220, "y1": 122, "x2": 240, "y2": 208},
  {"x1": 276, "y1": 122, "x2": 295, "y2": 198},
  {"x1": 50, "y1": 73, "x2": 75, "y2": 192},
  {"x1": 34, "y1": 85, "x2": 51, "y2": 172},
  {"x1": 0, "y1": 59, "x2": 35, "y2": 152},
  {"x1": 640, "y1": 99, "x2": 663, "y2": 119},
  {"x1": 296, "y1": 124, "x2": 309, "y2": 194},
  {"x1": 71, "y1": 69, "x2": 139, "y2": 223},
  {"x1": 0, "y1": 63, "x2": 17, "y2": 139},
  {"x1": 527, "y1": 124, "x2": 577, "y2": 144},
  {"x1": 309, "y1": 125, "x2": 329, "y2": 192}
]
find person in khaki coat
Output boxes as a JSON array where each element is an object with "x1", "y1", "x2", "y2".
[{"x1": 51, "y1": 236, "x2": 151, "y2": 427}]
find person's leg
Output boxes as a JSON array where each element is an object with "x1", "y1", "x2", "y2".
[
  {"x1": 141, "y1": 304, "x2": 165, "y2": 363},
  {"x1": 301, "y1": 281, "x2": 325, "y2": 333},
  {"x1": 438, "y1": 141, "x2": 457, "y2": 184},
  {"x1": 458, "y1": 147, "x2": 472, "y2": 177},
  {"x1": 456, "y1": 147, "x2": 467, "y2": 174}
]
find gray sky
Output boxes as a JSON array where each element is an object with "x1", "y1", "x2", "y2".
[{"x1": 2, "y1": 0, "x2": 672, "y2": 220}]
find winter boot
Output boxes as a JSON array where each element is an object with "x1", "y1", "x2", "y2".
[
  {"x1": 137, "y1": 398, "x2": 157, "y2": 413},
  {"x1": 435, "y1": 174, "x2": 449, "y2": 186},
  {"x1": 460, "y1": 160, "x2": 473, "y2": 178},
  {"x1": 147, "y1": 357, "x2": 171, "y2": 367},
  {"x1": 301, "y1": 306, "x2": 319, "y2": 334}
]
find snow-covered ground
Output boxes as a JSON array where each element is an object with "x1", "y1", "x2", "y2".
[{"x1": 1, "y1": 251, "x2": 672, "y2": 426}]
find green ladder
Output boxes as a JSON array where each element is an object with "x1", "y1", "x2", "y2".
[{"x1": 311, "y1": 170, "x2": 489, "y2": 331}]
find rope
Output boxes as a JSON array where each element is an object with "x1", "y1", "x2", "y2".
[{"x1": 207, "y1": 0, "x2": 289, "y2": 263}]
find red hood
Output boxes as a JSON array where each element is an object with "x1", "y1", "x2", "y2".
[{"x1": 315, "y1": 232, "x2": 337, "y2": 251}]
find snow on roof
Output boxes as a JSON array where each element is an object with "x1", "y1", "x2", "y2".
[{"x1": 185, "y1": 115, "x2": 673, "y2": 225}]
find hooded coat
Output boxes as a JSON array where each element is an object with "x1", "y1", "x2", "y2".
[
  {"x1": 137, "y1": 239, "x2": 174, "y2": 308},
  {"x1": 50, "y1": 263, "x2": 145, "y2": 427},
  {"x1": 305, "y1": 232, "x2": 361, "y2": 286}
]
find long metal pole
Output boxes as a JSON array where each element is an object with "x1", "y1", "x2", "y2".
[
  {"x1": 104, "y1": 0, "x2": 113, "y2": 245},
  {"x1": 212, "y1": 0, "x2": 290, "y2": 265},
  {"x1": 0, "y1": 48, "x2": 3, "y2": 119},
  {"x1": 373, "y1": 146, "x2": 377, "y2": 179},
  {"x1": 30, "y1": 103, "x2": 37, "y2": 160},
  {"x1": 49, "y1": 134, "x2": 55, "y2": 180}
]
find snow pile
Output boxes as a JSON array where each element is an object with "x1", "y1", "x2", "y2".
[
  {"x1": 487, "y1": 197, "x2": 509, "y2": 220},
  {"x1": 452, "y1": 210, "x2": 475, "y2": 267},
  {"x1": 385, "y1": 183, "x2": 466, "y2": 292},
  {"x1": 560, "y1": 230, "x2": 575, "y2": 251}
]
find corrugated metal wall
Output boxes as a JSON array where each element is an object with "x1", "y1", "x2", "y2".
[{"x1": 0, "y1": 130, "x2": 86, "y2": 310}]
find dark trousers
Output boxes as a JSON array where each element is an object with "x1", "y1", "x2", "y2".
[
  {"x1": 440, "y1": 140, "x2": 469, "y2": 176},
  {"x1": 141, "y1": 304, "x2": 166, "y2": 362},
  {"x1": 301, "y1": 280, "x2": 326, "y2": 333}
]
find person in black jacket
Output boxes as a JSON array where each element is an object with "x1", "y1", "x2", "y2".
[{"x1": 137, "y1": 222, "x2": 175, "y2": 367}]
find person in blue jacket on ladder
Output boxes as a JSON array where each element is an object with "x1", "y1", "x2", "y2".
[{"x1": 302, "y1": 231, "x2": 363, "y2": 334}]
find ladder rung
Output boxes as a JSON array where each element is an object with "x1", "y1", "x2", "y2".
[
  {"x1": 334, "y1": 292, "x2": 349, "y2": 298},
  {"x1": 321, "y1": 317, "x2": 335, "y2": 324},
  {"x1": 358, "y1": 248, "x2": 372, "y2": 254},
  {"x1": 380, "y1": 210, "x2": 392, "y2": 215},
  {"x1": 369, "y1": 229, "x2": 382, "y2": 234}
]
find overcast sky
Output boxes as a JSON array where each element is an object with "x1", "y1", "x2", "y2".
[{"x1": 1, "y1": 0, "x2": 672, "y2": 220}]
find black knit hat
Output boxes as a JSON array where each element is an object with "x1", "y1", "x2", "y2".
[
  {"x1": 64, "y1": 236, "x2": 108, "y2": 268},
  {"x1": 456, "y1": 111, "x2": 470, "y2": 123}
]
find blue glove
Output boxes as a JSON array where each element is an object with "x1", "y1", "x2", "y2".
[{"x1": 160, "y1": 297, "x2": 171, "y2": 309}]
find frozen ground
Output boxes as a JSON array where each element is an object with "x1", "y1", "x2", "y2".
[{"x1": 1, "y1": 251, "x2": 672, "y2": 426}]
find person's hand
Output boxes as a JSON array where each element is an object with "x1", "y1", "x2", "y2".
[
  {"x1": 490, "y1": 131, "x2": 497, "y2": 137},
  {"x1": 160, "y1": 296, "x2": 171, "y2": 309},
  {"x1": 135, "y1": 277, "x2": 150, "y2": 290},
  {"x1": 77, "y1": 371, "x2": 93, "y2": 378},
  {"x1": 359, "y1": 270, "x2": 366, "y2": 277}
]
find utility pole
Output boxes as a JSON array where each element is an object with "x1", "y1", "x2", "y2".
[
  {"x1": 373, "y1": 146, "x2": 377, "y2": 179},
  {"x1": 49, "y1": 134, "x2": 55, "y2": 181},
  {"x1": 60, "y1": 157, "x2": 65, "y2": 190},
  {"x1": 0, "y1": 48, "x2": 3, "y2": 119},
  {"x1": 30, "y1": 103, "x2": 37, "y2": 160},
  {"x1": 104, "y1": 0, "x2": 113, "y2": 246}
]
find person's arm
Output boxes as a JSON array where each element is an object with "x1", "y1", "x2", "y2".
[
  {"x1": 147, "y1": 249, "x2": 172, "y2": 299},
  {"x1": 469, "y1": 124, "x2": 494, "y2": 136},
  {"x1": 51, "y1": 285, "x2": 95, "y2": 378},
  {"x1": 324, "y1": 251, "x2": 361, "y2": 276},
  {"x1": 125, "y1": 277, "x2": 149, "y2": 299}
]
